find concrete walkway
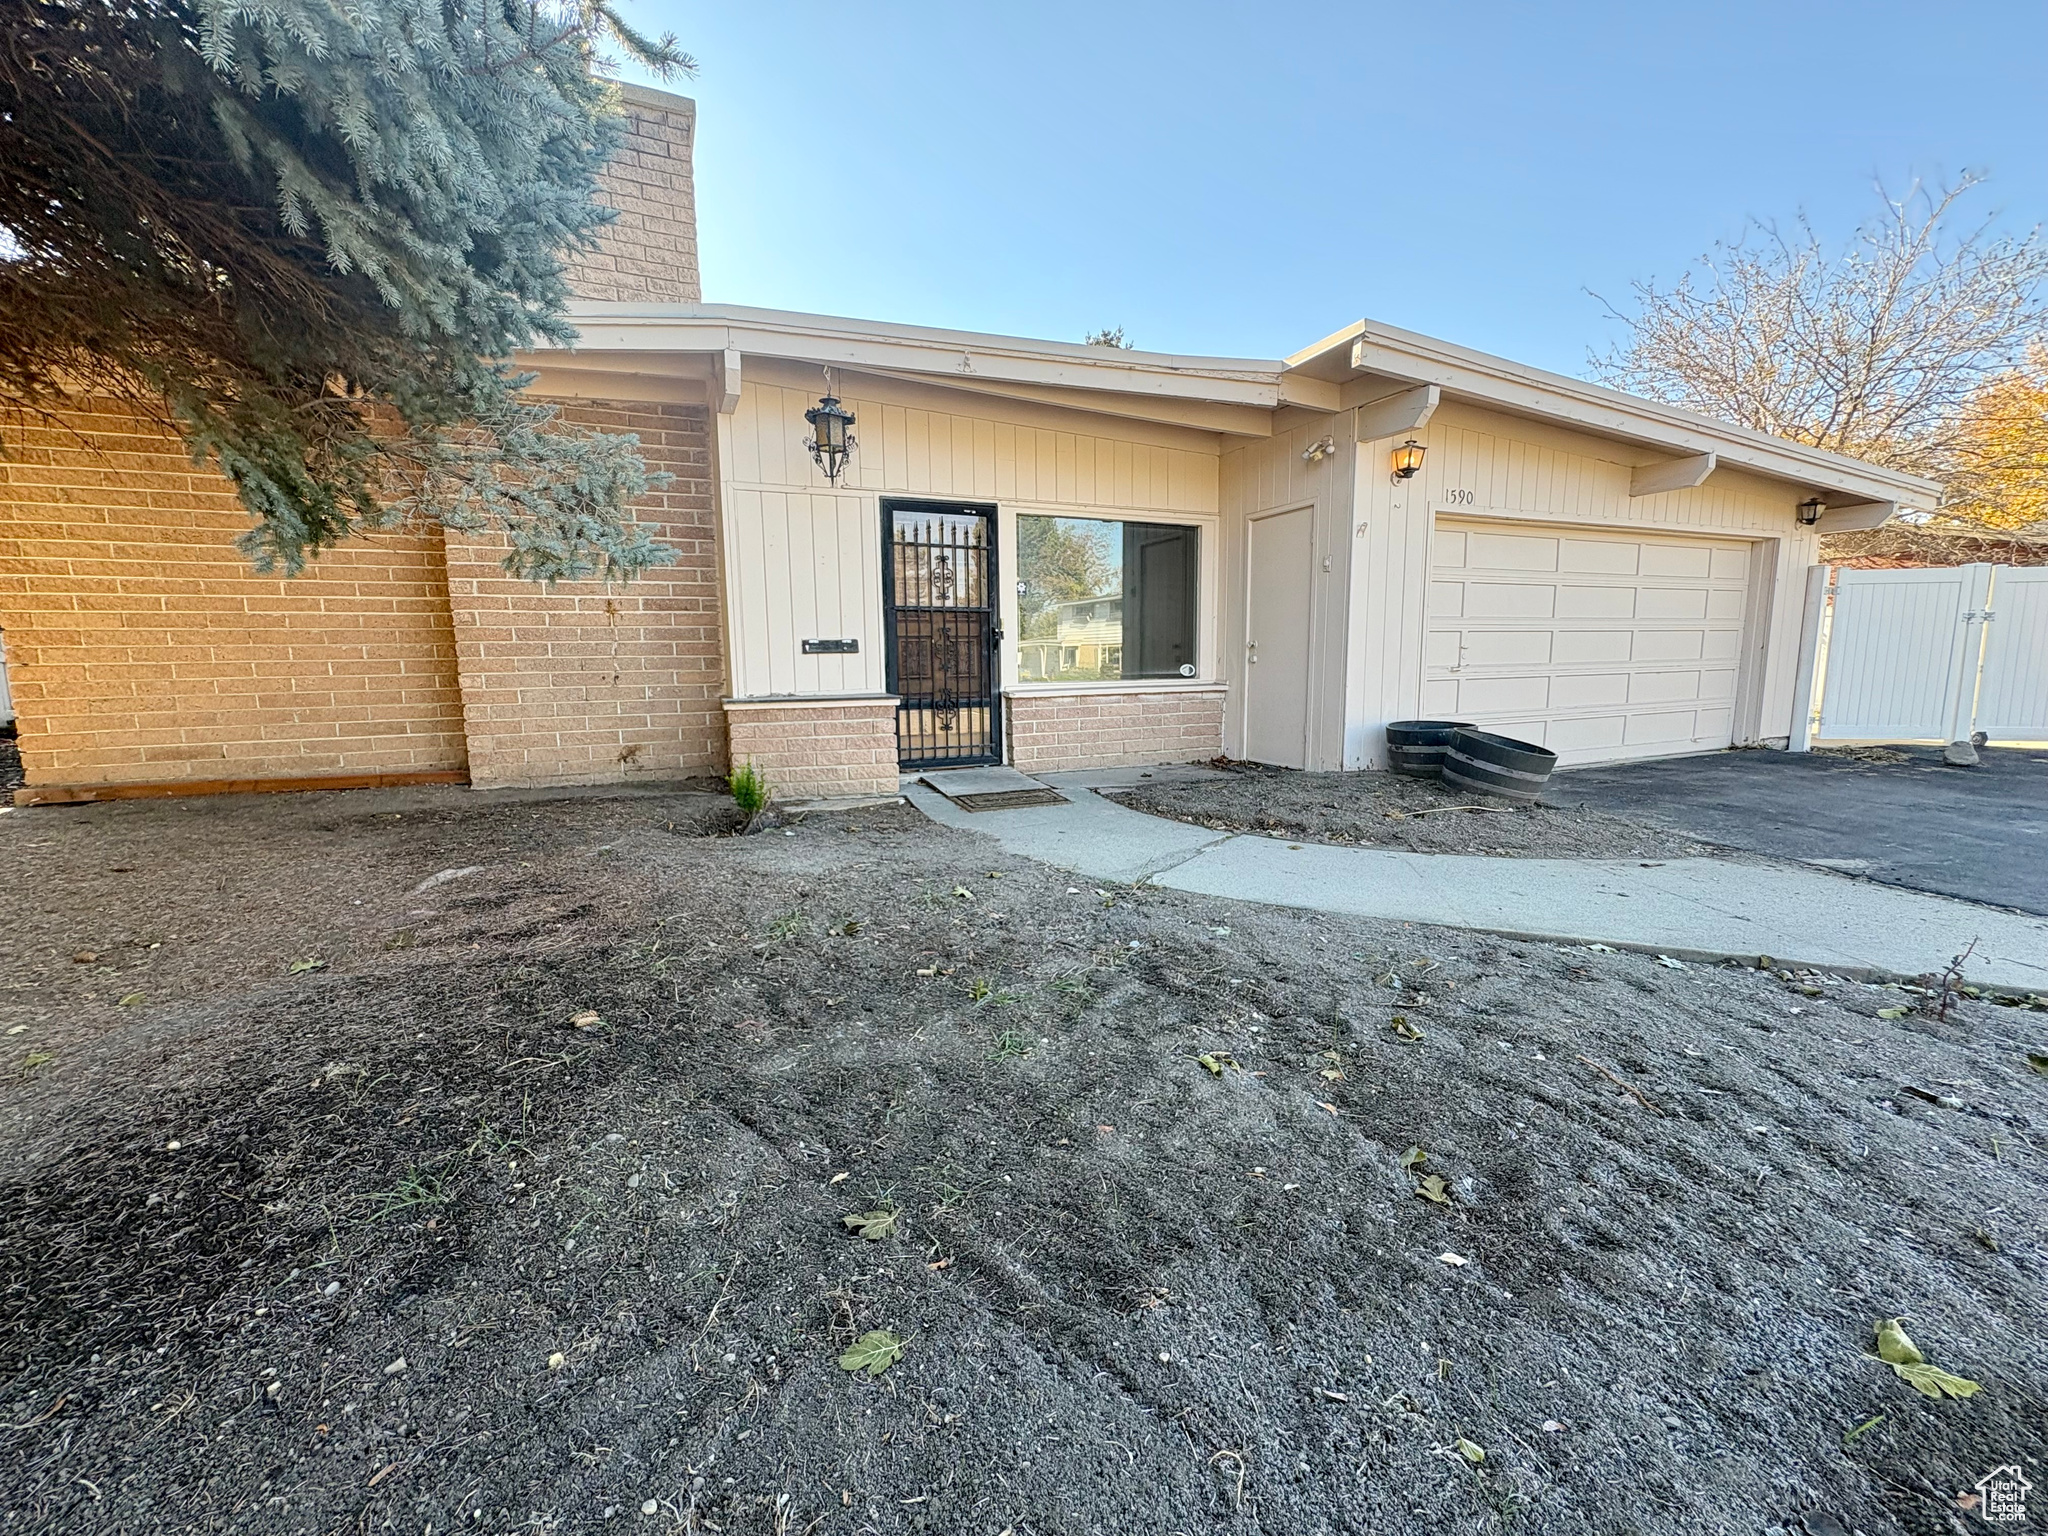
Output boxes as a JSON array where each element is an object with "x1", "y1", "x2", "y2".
[{"x1": 903, "y1": 774, "x2": 2048, "y2": 991}]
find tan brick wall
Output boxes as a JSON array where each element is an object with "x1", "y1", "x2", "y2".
[
  {"x1": 1005, "y1": 686, "x2": 1227, "y2": 772},
  {"x1": 724, "y1": 697, "x2": 899, "y2": 799},
  {"x1": 445, "y1": 398, "x2": 725, "y2": 788},
  {"x1": 0, "y1": 398, "x2": 468, "y2": 790},
  {"x1": 568, "y1": 84, "x2": 700, "y2": 304}
]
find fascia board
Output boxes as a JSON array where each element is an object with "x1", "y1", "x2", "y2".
[
  {"x1": 1298, "y1": 319, "x2": 1941, "y2": 506},
  {"x1": 558, "y1": 303, "x2": 1287, "y2": 409}
]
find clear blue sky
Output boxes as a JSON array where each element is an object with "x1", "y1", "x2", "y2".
[{"x1": 617, "y1": 1, "x2": 2048, "y2": 378}]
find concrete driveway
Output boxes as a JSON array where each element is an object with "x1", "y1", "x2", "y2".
[{"x1": 1553, "y1": 745, "x2": 2048, "y2": 916}]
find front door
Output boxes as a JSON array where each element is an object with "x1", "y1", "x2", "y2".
[
  {"x1": 1243, "y1": 505, "x2": 1314, "y2": 767},
  {"x1": 883, "y1": 500, "x2": 1002, "y2": 769}
]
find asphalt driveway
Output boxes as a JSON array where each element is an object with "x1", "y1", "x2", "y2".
[{"x1": 1554, "y1": 745, "x2": 2048, "y2": 916}]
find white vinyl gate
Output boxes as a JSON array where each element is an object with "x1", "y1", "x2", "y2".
[{"x1": 1810, "y1": 564, "x2": 2048, "y2": 745}]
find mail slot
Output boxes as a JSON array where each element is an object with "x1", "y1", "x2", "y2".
[{"x1": 801, "y1": 638, "x2": 860, "y2": 654}]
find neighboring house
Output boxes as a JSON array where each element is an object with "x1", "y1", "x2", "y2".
[{"x1": 0, "y1": 86, "x2": 1939, "y2": 805}]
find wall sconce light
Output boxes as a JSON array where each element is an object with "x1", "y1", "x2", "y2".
[
  {"x1": 804, "y1": 381, "x2": 857, "y2": 484},
  {"x1": 1796, "y1": 497, "x2": 1826, "y2": 526},
  {"x1": 1390, "y1": 439, "x2": 1426, "y2": 482},
  {"x1": 1301, "y1": 435, "x2": 1336, "y2": 464}
]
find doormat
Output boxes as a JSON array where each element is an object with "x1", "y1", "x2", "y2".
[{"x1": 948, "y1": 788, "x2": 1070, "y2": 812}]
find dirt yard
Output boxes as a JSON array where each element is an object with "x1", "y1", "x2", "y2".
[
  {"x1": 1118, "y1": 761, "x2": 1713, "y2": 860},
  {"x1": 1, "y1": 783, "x2": 2042, "y2": 1536}
]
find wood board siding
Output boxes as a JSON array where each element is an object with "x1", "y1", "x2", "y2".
[{"x1": 718, "y1": 369, "x2": 1220, "y2": 702}]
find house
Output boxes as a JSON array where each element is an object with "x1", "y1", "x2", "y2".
[{"x1": 0, "y1": 86, "x2": 1939, "y2": 805}]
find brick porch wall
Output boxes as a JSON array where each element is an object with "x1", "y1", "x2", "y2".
[
  {"x1": 1005, "y1": 686, "x2": 1227, "y2": 772},
  {"x1": 724, "y1": 697, "x2": 899, "y2": 799},
  {"x1": 0, "y1": 397, "x2": 468, "y2": 790},
  {"x1": 443, "y1": 399, "x2": 725, "y2": 789}
]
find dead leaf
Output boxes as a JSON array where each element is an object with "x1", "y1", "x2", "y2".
[
  {"x1": 950, "y1": 886, "x2": 974, "y2": 900},
  {"x1": 838, "y1": 1330, "x2": 904, "y2": 1376},
  {"x1": 1438, "y1": 1252, "x2": 1469, "y2": 1267},
  {"x1": 71, "y1": 950, "x2": 96, "y2": 964},
  {"x1": 117, "y1": 992, "x2": 146, "y2": 1007},
  {"x1": 1319, "y1": 1068, "x2": 1345, "y2": 1081},
  {"x1": 1872, "y1": 1317, "x2": 1980, "y2": 1400},
  {"x1": 568, "y1": 1010, "x2": 603, "y2": 1030},
  {"x1": 1877, "y1": 1006, "x2": 1910, "y2": 1020},
  {"x1": 1654, "y1": 955, "x2": 1685, "y2": 970},
  {"x1": 1390, "y1": 1016, "x2": 1424, "y2": 1042},
  {"x1": 1455, "y1": 1437, "x2": 1485, "y2": 1464},
  {"x1": 828, "y1": 1171, "x2": 850, "y2": 1185},
  {"x1": 1196, "y1": 1051, "x2": 1238, "y2": 1076},
  {"x1": 842, "y1": 1210, "x2": 899, "y2": 1241},
  {"x1": 287, "y1": 958, "x2": 326, "y2": 975},
  {"x1": 1415, "y1": 1173, "x2": 1453, "y2": 1206},
  {"x1": 1399, "y1": 1146, "x2": 1429, "y2": 1170}
]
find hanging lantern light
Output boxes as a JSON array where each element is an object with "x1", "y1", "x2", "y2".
[
  {"x1": 1796, "y1": 497, "x2": 1826, "y2": 526},
  {"x1": 1390, "y1": 439, "x2": 1427, "y2": 480},
  {"x1": 804, "y1": 389, "x2": 857, "y2": 484}
]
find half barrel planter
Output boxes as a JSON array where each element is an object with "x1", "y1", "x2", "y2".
[
  {"x1": 1441, "y1": 728, "x2": 1558, "y2": 804},
  {"x1": 1385, "y1": 720, "x2": 1473, "y2": 777}
]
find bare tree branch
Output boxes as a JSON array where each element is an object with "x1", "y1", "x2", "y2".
[{"x1": 1590, "y1": 176, "x2": 2048, "y2": 495}]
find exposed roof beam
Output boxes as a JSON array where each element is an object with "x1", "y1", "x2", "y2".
[
  {"x1": 714, "y1": 348, "x2": 741, "y2": 415},
  {"x1": 1630, "y1": 452, "x2": 1717, "y2": 497},
  {"x1": 1813, "y1": 500, "x2": 1896, "y2": 534},
  {"x1": 1354, "y1": 384, "x2": 1440, "y2": 442},
  {"x1": 1276, "y1": 374, "x2": 1343, "y2": 412}
]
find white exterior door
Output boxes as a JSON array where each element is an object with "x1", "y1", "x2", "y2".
[
  {"x1": 1424, "y1": 518, "x2": 1753, "y2": 766},
  {"x1": 1243, "y1": 506, "x2": 1315, "y2": 768}
]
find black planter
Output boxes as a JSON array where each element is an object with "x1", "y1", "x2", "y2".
[
  {"x1": 1385, "y1": 720, "x2": 1473, "y2": 777},
  {"x1": 1442, "y1": 728, "x2": 1558, "y2": 803}
]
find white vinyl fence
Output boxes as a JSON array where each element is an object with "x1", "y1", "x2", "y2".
[{"x1": 1800, "y1": 564, "x2": 2048, "y2": 747}]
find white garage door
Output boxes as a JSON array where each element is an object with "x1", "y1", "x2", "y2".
[{"x1": 1423, "y1": 518, "x2": 1753, "y2": 766}]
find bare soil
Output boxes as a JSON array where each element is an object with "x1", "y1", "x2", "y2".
[
  {"x1": 1, "y1": 784, "x2": 2043, "y2": 1536},
  {"x1": 1117, "y1": 762, "x2": 1712, "y2": 860}
]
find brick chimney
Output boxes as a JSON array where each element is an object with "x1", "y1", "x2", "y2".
[{"x1": 568, "y1": 82, "x2": 701, "y2": 304}]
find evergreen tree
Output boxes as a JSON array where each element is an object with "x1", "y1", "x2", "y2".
[{"x1": 0, "y1": 0, "x2": 689, "y2": 579}]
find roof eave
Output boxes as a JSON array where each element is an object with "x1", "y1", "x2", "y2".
[
  {"x1": 555, "y1": 301, "x2": 1290, "y2": 410},
  {"x1": 1292, "y1": 318, "x2": 1941, "y2": 506}
]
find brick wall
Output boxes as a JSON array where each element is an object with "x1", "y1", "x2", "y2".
[
  {"x1": 1005, "y1": 686, "x2": 1227, "y2": 772},
  {"x1": 567, "y1": 84, "x2": 700, "y2": 304},
  {"x1": 0, "y1": 398, "x2": 468, "y2": 790},
  {"x1": 444, "y1": 399, "x2": 725, "y2": 788},
  {"x1": 724, "y1": 697, "x2": 899, "y2": 799}
]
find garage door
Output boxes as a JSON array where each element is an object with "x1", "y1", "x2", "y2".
[{"x1": 1423, "y1": 518, "x2": 1752, "y2": 766}]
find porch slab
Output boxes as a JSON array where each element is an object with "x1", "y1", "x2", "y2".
[
  {"x1": 915, "y1": 766, "x2": 1048, "y2": 800},
  {"x1": 902, "y1": 782, "x2": 1227, "y2": 883}
]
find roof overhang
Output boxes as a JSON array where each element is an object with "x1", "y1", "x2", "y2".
[
  {"x1": 537, "y1": 302, "x2": 1941, "y2": 511},
  {"x1": 550, "y1": 302, "x2": 1294, "y2": 435},
  {"x1": 1289, "y1": 318, "x2": 1940, "y2": 509}
]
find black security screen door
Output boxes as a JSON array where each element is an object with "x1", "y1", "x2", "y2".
[{"x1": 883, "y1": 500, "x2": 1001, "y2": 769}]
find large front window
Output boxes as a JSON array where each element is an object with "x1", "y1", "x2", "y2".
[{"x1": 1016, "y1": 516, "x2": 1199, "y2": 683}]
